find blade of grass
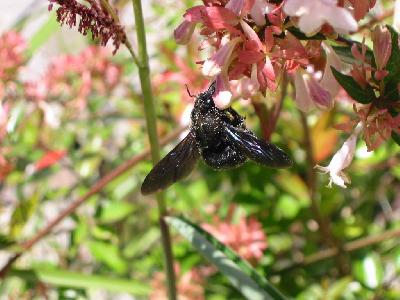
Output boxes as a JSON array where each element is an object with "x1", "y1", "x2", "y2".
[
  {"x1": 167, "y1": 216, "x2": 288, "y2": 300},
  {"x1": 10, "y1": 267, "x2": 150, "y2": 295}
]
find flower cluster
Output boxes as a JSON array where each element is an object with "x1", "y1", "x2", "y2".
[
  {"x1": 48, "y1": 0, "x2": 126, "y2": 54},
  {"x1": 25, "y1": 46, "x2": 122, "y2": 124},
  {"x1": 150, "y1": 264, "x2": 205, "y2": 300},
  {"x1": 202, "y1": 213, "x2": 267, "y2": 262},
  {"x1": 174, "y1": 0, "x2": 367, "y2": 110},
  {"x1": 172, "y1": 0, "x2": 400, "y2": 189}
]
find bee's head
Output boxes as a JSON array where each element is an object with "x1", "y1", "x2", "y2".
[{"x1": 194, "y1": 81, "x2": 216, "y2": 111}]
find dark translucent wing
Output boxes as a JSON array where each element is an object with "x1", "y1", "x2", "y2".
[
  {"x1": 141, "y1": 132, "x2": 199, "y2": 195},
  {"x1": 224, "y1": 124, "x2": 292, "y2": 168}
]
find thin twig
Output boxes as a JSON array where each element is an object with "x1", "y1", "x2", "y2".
[
  {"x1": 0, "y1": 126, "x2": 186, "y2": 278},
  {"x1": 273, "y1": 227, "x2": 400, "y2": 274},
  {"x1": 358, "y1": 8, "x2": 395, "y2": 32},
  {"x1": 265, "y1": 74, "x2": 288, "y2": 141}
]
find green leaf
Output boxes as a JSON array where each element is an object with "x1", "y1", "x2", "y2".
[
  {"x1": 9, "y1": 190, "x2": 40, "y2": 239},
  {"x1": 353, "y1": 252, "x2": 384, "y2": 289},
  {"x1": 98, "y1": 200, "x2": 135, "y2": 224},
  {"x1": 392, "y1": 132, "x2": 400, "y2": 146},
  {"x1": 166, "y1": 216, "x2": 288, "y2": 300},
  {"x1": 27, "y1": 14, "x2": 59, "y2": 57},
  {"x1": 9, "y1": 266, "x2": 150, "y2": 295},
  {"x1": 333, "y1": 45, "x2": 374, "y2": 66},
  {"x1": 331, "y1": 67, "x2": 376, "y2": 104},
  {"x1": 88, "y1": 241, "x2": 128, "y2": 274},
  {"x1": 0, "y1": 234, "x2": 16, "y2": 250}
]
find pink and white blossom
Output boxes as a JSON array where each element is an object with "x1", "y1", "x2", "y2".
[
  {"x1": 202, "y1": 36, "x2": 241, "y2": 77},
  {"x1": 174, "y1": 20, "x2": 196, "y2": 45},
  {"x1": 316, "y1": 123, "x2": 363, "y2": 188},
  {"x1": 283, "y1": 0, "x2": 358, "y2": 35},
  {"x1": 294, "y1": 68, "x2": 333, "y2": 112}
]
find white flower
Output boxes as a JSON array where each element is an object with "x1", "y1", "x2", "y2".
[
  {"x1": 316, "y1": 123, "x2": 363, "y2": 188},
  {"x1": 283, "y1": 0, "x2": 358, "y2": 35},
  {"x1": 250, "y1": 0, "x2": 276, "y2": 26},
  {"x1": 320, "y1": 42, "x2": 342, "y2": 97},
  {"x1": 394, "y1": 0, "x2": 400, "y2": 33}
]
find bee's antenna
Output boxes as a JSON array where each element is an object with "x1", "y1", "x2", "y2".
[{"x1": 185, "y1": 84, "x2": 195, "y2": 98}]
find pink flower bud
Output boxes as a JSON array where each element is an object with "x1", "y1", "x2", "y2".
[
  {"x1": 174, "y1": 20, "x2": 196, "y2": 45},
  {"x1": 372, "y1": 25, "x2": 392, "y2": 71}
]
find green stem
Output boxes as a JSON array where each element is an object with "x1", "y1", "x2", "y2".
[{"x1": 131, "y1": 1, "x2": 177, "y2": 299}]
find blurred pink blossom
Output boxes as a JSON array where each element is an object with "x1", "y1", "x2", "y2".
[
  {"x1": 25, "y1": 46, "x2": 122, "y2": 112},
  {"x1": 150, "y1": 264, "x2": 204, "y2": 300},
  {"x1": 174, "y1": 20, "x2": 196, "y2": 45},
  {"x1": 283, "y1": 0, "x2": 358, "y2": 35},
  {"x1": 203, "y1": 214, "x2": 267, "y2": 262},
  {"x1": 0, "y1": 31, "x2": 26, "y2": 82}
]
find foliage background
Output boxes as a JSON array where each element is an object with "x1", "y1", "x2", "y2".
[{"x1": 0, "y1": 0, "x2": 399, "y2": 299}]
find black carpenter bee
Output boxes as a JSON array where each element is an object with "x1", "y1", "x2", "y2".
[{"x1": 141, "y1": 82, "x2": 292, "y2": 195}]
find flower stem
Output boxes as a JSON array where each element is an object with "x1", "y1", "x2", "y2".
[{"x1": 131, "y1": 1, "x2": 177, "y2": 299}]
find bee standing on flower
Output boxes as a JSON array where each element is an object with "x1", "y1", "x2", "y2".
[{"x1": 141, "y1": 82, "x2": 292, "y2": 195}]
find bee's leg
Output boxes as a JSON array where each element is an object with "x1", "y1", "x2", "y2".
[{"x1": 222, "y1": 107, "x2": 244, "y2": 127}]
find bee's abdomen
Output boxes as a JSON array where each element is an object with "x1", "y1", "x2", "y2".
[{"x1": 201, "y1": 140, "x2": 246, "y2": 169}]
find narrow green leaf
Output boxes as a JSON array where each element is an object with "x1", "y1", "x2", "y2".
[
  {"x1": 9, "y1": 190, "x2": 40, "y2": 239},
  {"x1": 9, "y1": 267, "x2": 150, "y2": 295},
  {"x1": 392, "y1": 132, "x2": 400, "y2": 146},
  {"x1": 27, "y1": 14, "x2": 59, "y2": 57},
  {"x1": 88, "y1": 241, "x2": 128, "y2": 274},
  {"x1": 0, "y1": 234, "x2": 16, "y2": 250},
  {"x1": 166, "y1": 216, "x2": 287, "y2": 300},
  {"x1": 353, "y1": 252, "x2": 384, "y2": 289},
  {"x1": 331, "y1": 67, "x2": 376, "y2": 104},
  {"x1": 98, "y1": 200, "x2": 135, "y2": 224}
]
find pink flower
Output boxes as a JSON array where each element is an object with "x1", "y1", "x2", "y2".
[
  {"x1": 371, "y1": 25, "x2": 392, "y2": 71},
  {"x1": 320, "y1": 43, "x2": 342, "y2": 97},
  {"x1": 203, "y1": 215, "x2": 267, "y2": 262},
  {"x1": 202, "y1": 36, "x2": 241, "y2": 77},
  {"x1": 356, "y1": 107, "x2": 400, "y2": 151},
  {"x1": 174, "y1": 20, "x2": 196, "y2": 45},
  {"x1": 250, "y1": 0, "x2": 276, "y2": 26},
  {"x1": 230, "y1": 63, "x2": 260, "y2": 100},
  {"x1": 316, "y1": 123, "x2": 362, "y2": 188},
  {"x1": 294, "y1": 68, "x2": 333, "y2": 112},
  {"x1": 0, "y1": 31, "x2": 26, "y2": 81},
  {"x1": 283, "y1": 0, "x2": 358, "y2": 35},
  {"x1": 150, "y1": 264, "x2": 204, "y2": 300}
]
